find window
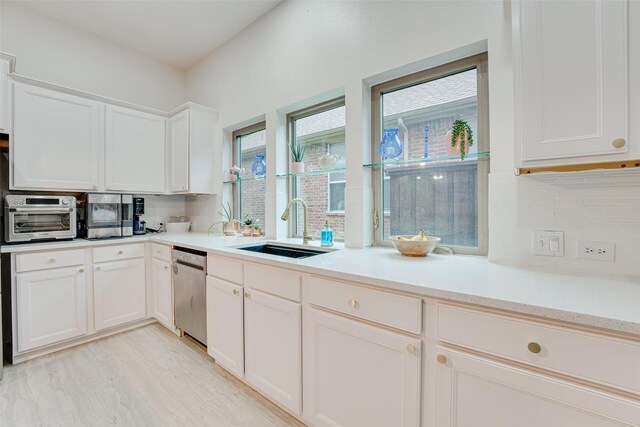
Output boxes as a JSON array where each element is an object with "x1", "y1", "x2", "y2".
[
  {"x1": 371, "y1": 54, "x2": 489, "y2": 254},
  {"x1": 232, "y1": 123, "x2": 266, "y2": 229},
  {"x1": 288, "y1": 98, "x2": 345, "y2": 240}
]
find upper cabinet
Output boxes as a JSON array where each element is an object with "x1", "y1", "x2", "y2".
[
  {"x1": 514, "y1": 0, "x2": 629, "y2": 169},
  {"x1": 169, "y1": 104, "x2": 218, "y2": 194},
  {"x1": 105, "y1": 105, "x2": 166, "y2": 193},
  {"x1": 0, "y1": 53, "x2": 15, "y2": 133},
  {"x1": 13, "y1": 82, "x2": 102, "y2": 191}
]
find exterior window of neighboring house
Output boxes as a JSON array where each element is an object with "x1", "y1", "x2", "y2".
[
  {"x1": 232, "y1": 123, "x2": 266, "y2": 230},
  {"x1": 288, "y1": 98, "x2": 346, "y2": 240},
  {"x1": 371, "y1": 53, "x2": 489, "y2": 254}
]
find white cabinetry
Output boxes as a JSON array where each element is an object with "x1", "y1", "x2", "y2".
[
  {"x1": 434, "y1": 347, "x2": 640, "y2": 427},
  {"x1": 303, "y1": 307, "x2": 421, "y2": 427},
  {"x1": 16, "y1": 266, "x2": 88, "y2": 352},
  {"x1": 514, "y1": 0, "x2": 629, "y2": 165},
  {"x1": 152, "y1": 258, "x2": 173, "y2": 330},
  {"x1": 168, "y1": 103, "x2": 217, "y2": 194},
  {"x1": 94, "y1": 257, "x2": 146, "y2": 331},
  {"x1": 12, "y1": 82, "x2": 102, "y2": 190},
  {"x1": 105, "y1": 105, "x2": 166, "y2": 193},
  {"x1": 0, "y1": 53, "x2": 15, "y2": 133},
  {"x1": 244, "y1": 288, "x2": 301, "y2": 415},
  {"x1": 206, "y1": 276, "x2": 244, "y2": 378}
]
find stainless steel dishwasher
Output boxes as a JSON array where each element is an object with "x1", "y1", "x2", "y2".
[{"x1": 172, "y1": 247, "x2": 207, "y2": 346}]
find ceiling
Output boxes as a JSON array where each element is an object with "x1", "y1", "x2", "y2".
[{"x1": 12, "y1": 0, "x2": 282, "y2": 70}]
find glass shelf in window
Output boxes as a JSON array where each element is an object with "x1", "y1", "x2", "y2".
[
  {"x1": 222, "y1": 175, "x2": 267, "y2": 184},
  {"x1": 362, "y1": 151, "x2": 490, "y2": 168},
  {"x1": 276, "y1": 166, "x2": 346, "y2": 178}
]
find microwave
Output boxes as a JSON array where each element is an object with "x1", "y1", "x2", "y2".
[
  {"x1": 86, "y1": 194, "x2": 122, "y2": 239},
  {"x1": 4, "y1": 195, "x2": 77, "y2": 243}
]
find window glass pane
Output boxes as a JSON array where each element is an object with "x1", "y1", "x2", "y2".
[
  {"x1": 293, "y1": 105, "x2": 345, "y2": 239},
  {"x1": 238, "y1": 129, "x2": 266, "y2": 228},
  {"x1": 380, "y1": 68, "x2": 481, "y2": 248}
]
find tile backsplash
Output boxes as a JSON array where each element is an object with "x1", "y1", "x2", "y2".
[
  {"x1": 138, "y1": 195, "x2": 186, "y2": 230},
  {"x1": 489, "y1": 171, "x2": 640, "y2": 277}
]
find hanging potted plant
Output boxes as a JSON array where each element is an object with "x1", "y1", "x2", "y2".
[
  {"x1": 446, "y1": 119, "x2": 474, "y2": 160},
  {"x1": 289, "y1": 141, "x2": 306, "y2": 173},
  {"x1": 208, "y1": 201, "x2": 241, "y2": 236},
  {"x1": 241, "y1": 217, "x2": 254, "y2": 236}
]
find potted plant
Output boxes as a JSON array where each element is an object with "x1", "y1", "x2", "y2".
[
  {"x1": 252, "y1": 224, "x2": 262, "y2": 237},
  {"x1": 228, "y1": 165, "x2": 243, "y2": 181},
  {"x1": 446, "y1": 119, "x2": 474, "y2": 160},
  {"x1": 208, "y1": 201, "x2": 240, "y2": 236},
  {"x1": 289, "y1": 141, "x2": 306, "y2": 173},
  {"x1": 242, "y1": 217, "x2": 254, "y2": 236}
]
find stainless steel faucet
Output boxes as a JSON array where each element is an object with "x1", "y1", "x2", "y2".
[{"x1": 280, "y1": 198, "x2": 312, "y2": 244}]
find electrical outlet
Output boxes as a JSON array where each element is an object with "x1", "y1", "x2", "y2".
[{"x1": 576, "y1": 241, "x2": 615, "y2": 262}]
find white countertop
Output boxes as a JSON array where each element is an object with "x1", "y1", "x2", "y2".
[{"x1": 4, "y1": 232, "x2": 640, "y2": 336}]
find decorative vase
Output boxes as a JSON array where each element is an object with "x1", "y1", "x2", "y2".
[
  {"x1": 379, "y1": 128, "x2": 403, "y2": 160},
  {"x1": 251, "y1": 155, "x2": 266, "y2": 176},
  {"x1": 319, "y1": 153, "x2": 338, "y2": 169},
  {"x1": 242, "y1": 224, "x2": 253, "y2": 236},
  {"x1": 446, "y1": 130, "x2": 470, "y2": 159},
  {"x1": 291, "y1": 162, "x2": 305, "y2": 173},
  {"x1": 223, "y1": 222, "x2": 237, "y2": 236}
]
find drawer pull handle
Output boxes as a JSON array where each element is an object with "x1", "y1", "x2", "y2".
[
  {"x1": 95, "y1": 266, "x2": 101, "y2": 271},
  {"x1": 233, "y1": 289, "x2": 239, "y2": 296},
  {"x1": 437, "y1": 354, "x2": 447, "y2": 364},
  {"x1": 612, "y1": 138, "x2": 626, "y2": 149},
  {"x1": 79, "y1": 268, "x2": 85, "y2": 273},
  {"x1": 118, "y1": 250, "x2": 124, "y2": 255},
  {"x1": 406, "y1": 344, "x2": 417, "y2": 355},
  {"x1": 348, "y1": 298, "x2": 359, "y2": 309},
  {"x1": 244, "y1": 292, "x2": 250, "y2": 299},
  {"x1": 528, "y1": 342, "x2": 542, "y2": 354},
  {"x1": 49, "y1": 258, "x2": 56, "y2": 263}
]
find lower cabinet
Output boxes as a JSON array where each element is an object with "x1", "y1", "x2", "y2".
[
  {"x1": 152, "y1": 258, "x2": 173, "y2": 330},
  {"x1": 94, "y1": 258, "x2": 146, "y2": 331},
  {"x1": 303, "y1": 307, "x2": 421, "y2": 427},
  {"x1": 244, "y1": 289, "x2": 302, "y2": 415},
  {"x1": 206, "y1": 276, "x2": 244, "y2": 378},
  {"x1": 434, "y1": 347, "x2": 640, "y2": 427},
  {"x1": 16, "y1": 266, "x2": 88, "y2": 352}
]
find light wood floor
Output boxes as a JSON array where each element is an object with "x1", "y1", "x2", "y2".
[{"x1": 0, "y1": 324, "x2": 304, "y2": 426}]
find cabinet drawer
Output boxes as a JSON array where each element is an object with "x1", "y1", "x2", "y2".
[
  {"x1": 207, "y1": 254, "x2": 243, "y2": 285},
  {"x1": 308, "y1": 276, "x2": 422, "y2": 334},
  {"x1": 151, "y1": 243, "x2": 171, "y2": 262},
  {"x1": 16, "y1": 249, "x2": 86, "y2": 273},
  {"x1": 93, "y1": 243, "x2": 145, "y2": 263},
  {"x1": 437, "y1": 304, "x2": 640, "y2": 395},
  {"x1": 244, "y1": 263, "x2": 301, "y2": 302}
]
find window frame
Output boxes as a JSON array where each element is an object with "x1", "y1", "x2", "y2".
[
  {"x1": 286, "y1": 97, "x2": 345, "y2": 239},
  {"x1": 371, "y1": 53, "x2": 489, "y2": 254},
  {"x1": 232, "y1": 121, "x2": 267, "y2": 221},
  {"x1": 327, "y1": 142, "x2": 346, "y2": 213}
]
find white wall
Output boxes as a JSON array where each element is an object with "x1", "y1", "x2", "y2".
[
  {"x1": 186, "y1": 0, "x2": 640, "y2": 276},
  {"x1": 0, "y1": 2, "x2": 186, "y2": 111}
]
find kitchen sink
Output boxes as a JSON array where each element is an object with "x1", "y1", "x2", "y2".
[{"x1": 235, "y1": 243, "x2": 328, "y2": 259}]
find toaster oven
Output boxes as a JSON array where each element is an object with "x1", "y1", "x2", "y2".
[{"x1": 4, "y1": 195, "x2": 77, "y2": 243}]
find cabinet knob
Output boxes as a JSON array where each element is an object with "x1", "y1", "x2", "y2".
[
  {"x1": 164, "y1": 265, "x2": 169, "y2": 270},
  {"x1": 244, "y1": 292, "x2": 250, "y2": 299},
  {"x1": 612, "y1": 138, "x2": 626, "y2": 149},
  {"x1": 79, "y1": 268, "x2": 85, "y2": 273},
  {"x1": 406, "y1": 344, "x2": 417, "y2": 355},
  {"x1": 95, "y1": 266, "x2": 101, "y2": 271},
  {"x1": 49, "y1": 258, "x2": 56, "y2": 263},
  {"x1": 233, "y1": 289, "x2": 239, "y2": 296},
  {"x1": 118, "y1": 250, "x2": 124, "y2": 255},
  {"x1": 527, "y1": 342, "x2": 542, "y2": 354},
  {"x1": 436, "y1": 354, "x2": 447, "y2": 364},
  {"x1": 348, "y1": 298, "x2": 359, "y2": 309},
  {"x1": 92, "y1": 186, "x2": 97, "y2": 190}
]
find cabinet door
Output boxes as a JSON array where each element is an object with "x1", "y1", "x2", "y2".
[
  {"x1": 303, "y1": 307, "x2": 421, "y2": 427},
  {"x1": 0, "y1": 57, "x2": 11, "y2": 133},
  {"x1": 516, "y1": 0, "x2": 628, "y2": 162},
  {"x1": 152, "y1": 258, "x2": 173, "y2": 330},
  {"x1": 169, "y1": 109, "x2": 190, "y2": 193},
  {"x1": 16, "y1": 266, "x2": 88, "y2": 352},
  {"x1": 434, "y1": 347, "x2": 640, "y2": 427},
  {"x1": 13, "y1": 83, "x2": 102, "y2": 190},
  {"x1": 245, "y1": 289, "x2": 301, "y2": 414},
  {"x1": 206, "y1": 276, "x2": 244, "y2": 377},
  {"x1": 94, "y1": 258, "x2": 146, "y2": 331},
  {"x1": 105, "y1": 105, "x2": 166, "y2": 193}
]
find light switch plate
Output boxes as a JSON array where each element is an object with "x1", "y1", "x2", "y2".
[{"x1": 532, "y1": 230, "x2": 564, "y2": 257}]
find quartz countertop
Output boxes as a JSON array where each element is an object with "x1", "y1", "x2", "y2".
[{"x1": 4, "y1": 232, "x2": 640, "y2": 336}]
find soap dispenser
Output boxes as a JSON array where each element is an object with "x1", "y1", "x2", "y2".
[{"x1": 321, "y1": 220, "x2": 334, "y2": 247}]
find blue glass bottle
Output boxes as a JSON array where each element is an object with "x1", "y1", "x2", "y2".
[
  {"x1": 379, "y1": 128, "x2": 402, "y2": 160},
  {"x1": 321, "y1": 220, "x2": 334, "y2": 247},
  {"x1": 423, "y1": 126, "x2": 429, "y2": 158},
  {"x1": 251, "y1": 155, "x2": 266, "y2": 176}
]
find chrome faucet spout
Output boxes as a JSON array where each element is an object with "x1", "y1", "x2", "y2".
[{"x1": 280, "y1": 198, "x2": 312, "y2": 244}]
